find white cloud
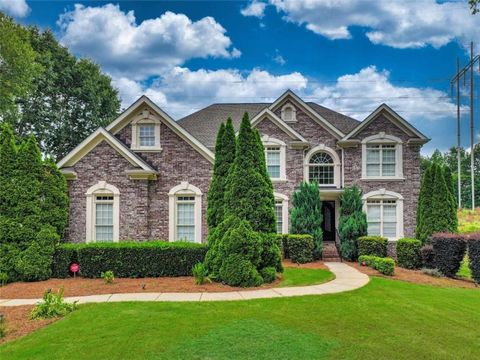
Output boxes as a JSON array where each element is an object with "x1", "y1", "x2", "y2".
[
  {"x1": 0, "y1": 0, "x2": 30, "y2": 17},
  {"x1": 267, "y1": 0, "x2": 480, "y2": 48},
  {"x1": 273, "y1": 49, "x2": 286, "y2": 65},
  {"x1": 58, "y1": 4, "x2": 240, "y2": 79},
  {"x1": 311, "y1": 66, "x2": 458, "y2": 121},
  {"x1": 241, "y1": 1, "x2": 267, "y2": 18},
  {"x1": 114, "y1": 67, "x2": 307, "y2": 118}
]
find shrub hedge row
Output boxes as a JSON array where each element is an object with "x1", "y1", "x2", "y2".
[
  {"x1": 52, "y1": 241, "x2": 207, "y2": 278},
  {"x1": 277, "y1": 234, "x2": 314, "y2": 264},
  {"x1": 358, "y1": 236, "x2": 388, "y2": 258},
  {"x1": 468, "y1": 233, "x2": 480, "y2": 284},
  {"x1": 358, "y1": 255, "x2": 395, "y2": 276},
  {"x1": 420, "y1": 245, "x2": 435, "y2": 269},
  {"x1": 431, "y1": 233, "x2": 466, "y2": 277},
  {"x1": 396, "y1": 238, "x2": 422, "y2": 269}
]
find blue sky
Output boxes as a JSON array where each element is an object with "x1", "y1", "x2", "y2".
[{"x1": 2, "y1": 0, "x2": 480, "y2": 154}]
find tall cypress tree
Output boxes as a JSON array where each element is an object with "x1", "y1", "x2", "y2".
[
  {"x1": 0, "y1": 123, "x2": 18, "y2": 217},
  {"x1": 224, "y1": 113, "x2": 276, "y2": 233},
  {"x1": 290, "y1": 181, "x2": 323, "y2": 259},
  {"x1": 430, "y1": 164, "x2": 458, "y2": 234},
  {"x1": 41, "y1": 158, "x2": 69, "y2": 236},
  {"x1": 416, "y1": 163, "x2": 435, "y2": 242},
  {"x1": 443, "y1": 166, "x2": 457, "y2": 207}
]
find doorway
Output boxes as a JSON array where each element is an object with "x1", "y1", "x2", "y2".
[{"x1": 322, "y1": 201, "x2": 336, "y2": 242}]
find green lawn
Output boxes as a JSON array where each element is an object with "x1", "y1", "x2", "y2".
[
  {"x1": 279, "y1": 267, "x2": 334, "y2": 287},
  {"x1": 2, "y1": 278, "x2": 479, "y2": 359}
]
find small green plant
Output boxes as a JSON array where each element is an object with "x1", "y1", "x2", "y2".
[
  {"x1": 358, "y1": 255, "x2": 395, "y2": 276},
  {"x1": 0, "y1": 314, "x2": 6, "y2": 339},
  {"x1": 101, "y1": 270, "x2": 114, "y2": 284},
  {"x1": 421, "y1": 268, "x2": 443, "y2": 278},
  {"x1": 30, "y1": 288, "x2": 78, "y2": 320},
  {"x1": 192, "y1": 263, "x2": 211, "y2": 285},
  {"x1": 0, "y1": 272, "x2": 8, "y2": 286}
]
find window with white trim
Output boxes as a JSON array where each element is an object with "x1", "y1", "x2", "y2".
[
  {"x1": 95, "y1": 195, "x2": 114, "y2": 241},
  {"x1": 266, "y1": 146, "x2": 281, "y2": 178},
  {"x1": 366, "y1": 144, "x2": 396, "y2": 177},
  {"x1": 131, "y1": 110, "x2": 161, "y2": 151},
  {"x1": 366, "y1": 199, "x2": 397, "y2": 238},
  {"x1": 86, "y1": 181, "x2": 120, "y2": 243},
  {"x1": 274, "y1": 200, "x2": 283, "y2": 234},
  {"x1": 139, "y1": 124, "x2": 156, "y2": 147},
  {"x1": 281, "y1": 104, "x2": 296, "y2": 122},
  {"x1": 176, "y1": 196, "x2": 196, "y2": 242},
  {"x1": 308, "y1": 152, "x2": 335, "y2": 185}
]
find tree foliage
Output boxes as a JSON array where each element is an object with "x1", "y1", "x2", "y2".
[
  {"x1": 224, "y1": 112, "x2": 276, "y2": 233},
  {"x1": 290, "y1": 181, "x2": 323, "y2": 259},
  {"x1": 338, "y1": 185, "x2": 367, "y2": 261}
]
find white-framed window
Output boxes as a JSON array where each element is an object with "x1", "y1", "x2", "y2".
[
  {"x1": 169, "y1": 182, "x2": 202, "y2": 243},
  {"x1": 86, "y1": 181, "x2": 120, "y2": 243},
  {"x1": 131, "y1": 109, "x2": 161, "y2": 151},
  {"x1": 262, "y1": 136, "x2": 287, "y2": 182},
  {"x1": 362, "y1": 133, "x2": 403, "y2": 180},
  {"x1": 363, "y1": 189, "x2": 404, "y2": 240},
  {"x1": 304, "y1": 145, "x2": 341, "y2": 188},
  {"x1": 281, "y1": 103, "x2": 296, "y2": 122},
  {"x1": 274, "y1": 193, "x2": 289, "y2": 234}
]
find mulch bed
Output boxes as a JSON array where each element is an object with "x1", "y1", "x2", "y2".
[{"x1": 348, "y1": 261, "x2": 478, "y2": 289}]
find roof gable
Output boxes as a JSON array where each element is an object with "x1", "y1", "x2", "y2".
[
  {"x1": 342, "y1": 104, "x2": 429, "y2": 142},
  {"x1": 250, "y1": 109, "x2": 308, "y2": 143},
  {"x1": 269, "y1": 90, "x2": 345, "y2": 139},
  {"x1": 106, "y1": 96, "x2": 215, "y2": 163}
]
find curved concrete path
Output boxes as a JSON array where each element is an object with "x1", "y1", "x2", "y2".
[{"x1": 0, "y1": 263, "x2": 368, "y2": 307}]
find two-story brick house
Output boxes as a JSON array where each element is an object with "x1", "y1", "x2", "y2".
[{"x1": 57, "y1": 90, "x2": 428, "y2": 248}]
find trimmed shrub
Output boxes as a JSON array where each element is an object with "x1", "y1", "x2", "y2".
[
  {"x1": 260, "y1": 266, "x2": 276, "y2": 283},
  {"x1": 358, "y1": 236, "x2": 388, "y2": 257},
  {"x1": 420, "y1": 245, "x2": 435, "y2": 269},
  {"x1": 287, "y1": 235, "x2": 314, "y2": 264},
  {"x1": 432, "y1": 233, "x2": 467, "y2": 277},
  {"x1": 219, "y1": 254, "x2": 263, "y2": 287},
  {"x1": 52, "y1": 241, "x2": 207, "y2": 278},
  {"x1": 468, "y1": 233, "x2": 480, "y2": 284},
  {"x1": 52, "y1": 244, "x2": 78, "y2": 278},
  {"x1": 358, "y1": 255, "x2": 395, "y2": 276},
  {"x1": 396, "y1": 238, "x2": 422, "y2": 269},
  {"x1": 259, "y1": 233, "x2": 283, "y2": 273}
]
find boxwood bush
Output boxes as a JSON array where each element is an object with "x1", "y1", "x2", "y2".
[
  {"x1": 420, "y1": 245, "x2": 435, "y2": 269},
  {"x1": 52, "y1": 241, "x2": 207, "y2": 278},
  {"x1": 468, "y1": 233, "x2": 480, "y2": 284},
  {"x1": 432, "y1": 233, "x2": 467, "y2": 277},
  {"x1": 396, "y1": 238, "x2": 422, "y2": 269},
  {"x1": 286, "y1": 235, "x2": 314, "y2": 264},
  {"x1": 358, "y1": 236, "x2": 388, "y2": 257},
  {"x1": 358, "y1": 255, "x2": 395, "y2": 276}
]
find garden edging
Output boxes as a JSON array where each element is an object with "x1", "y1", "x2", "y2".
[{"x1": 0, "y1": 263, "x2": 368, "y2": 306}]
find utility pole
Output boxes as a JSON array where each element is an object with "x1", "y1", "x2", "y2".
[{"x1": 451, "y1": 42, "x2": 479, "y2": 210}]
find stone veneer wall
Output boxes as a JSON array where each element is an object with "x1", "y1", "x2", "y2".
[{"x1": 343, "y1": 114, "x2": 422, "y2": 238}]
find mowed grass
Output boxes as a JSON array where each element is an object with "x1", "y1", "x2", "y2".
[
  {"x1": 2, "y1": 278, "x2": 480, "y2": 360},
  {"x1": 279, "y1": 267, "x2": 335, "y2": 287}
]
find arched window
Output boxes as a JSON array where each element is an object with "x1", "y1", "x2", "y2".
[
  {"x1": 86, "y1": 181, "x2": 120, "y2": 242},
  {"x1": 308, "y1": 152, "x2": 335, "y2": 185},
  {"x1": 281, "y1": 103, "x2": 296, "y2": 122},
  {"x1": 169, "y1": 182, "x2": 203, "y2": 243},
  {"x1": 363, "y1": 189, "x2": 404, "y2": 240}
]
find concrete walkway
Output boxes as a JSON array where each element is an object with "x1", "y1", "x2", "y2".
[{"x1": 0, "y1": 263, "x2": 369, "y2": 307}]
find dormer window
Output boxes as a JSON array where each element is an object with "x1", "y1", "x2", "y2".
[
  {"x1": 131, "y1": 109, "x2": 162, "y2": 151},
  {"x1": 281, "y1": 103, "x2": 296, "y2": 122}
]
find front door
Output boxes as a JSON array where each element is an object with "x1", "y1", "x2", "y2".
[{"x1": 322, "y1": 201, "x2": 336, "y2": 242}]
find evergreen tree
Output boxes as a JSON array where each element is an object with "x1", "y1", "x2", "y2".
[
  {"x1": 0, "y1": 123, "x2": 18, "y2": 217},
  {"x1": 416, "y1": 163, "x2": 435, "y2": 242},
  {"x1": 224, "y1": 113, "x2": 276, "y2": 233},
  {"x1": 443, "y1": 166, "x2": 456, "y2": 207},
  {"x1": 290, "y1": 181, "x2": 323, "y2": 259},
  {"x1": 207, "y1": 119, "x2": 236, "y2": 230},
  {"x1": 338, "y1": 186, "x2": 367, "y2": 261},
  {"x1": 41, "y1": 158, "x2": 69, "y2": 236}
]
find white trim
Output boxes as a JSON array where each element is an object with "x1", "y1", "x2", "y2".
[
  {"x1": 274, "y1": 193, "x2": 289, "y2": 234},
  {"x1": 304, "y1": 145, "x2": 341, "y2": 188},
  {"x1": 342, "y1": 103, "x2": 429, "y2": 142},
  {"x1": 263, "y1": 135, "x2": 287, "y2": 182},
  {"x1": 362, "y1": 189, "x2": 404, "y2": 241},
  {"x1": 131, "y1": 110, "x2": 162, "y2": 151},
  {"x1": 250, "y1": 108, "x2": 308, "y2": 143},
  {"x1": 57, "y1": 128, "x2": 154, "y2": 171},
  {"x1": 361, "y1": 132, "x2": 404, "y2": 180},
  {"x1": 269, "y1": 90, "x2": 345, "y2": 139},
  {"x1": 86, "y1": 181, "x2": 120, "y2": 243},
  {"x1": 281, "y1": 103, "x2": 297, "y2": 122},
  {"x1": 168, "y1": 182, "x2": 203, "y2": 243},
  {"x1": 106, "y1": 96, "x2": 214, "y2": 164}
]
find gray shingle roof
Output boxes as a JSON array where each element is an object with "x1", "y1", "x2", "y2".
[{"x1": 177, "y1": 102, "x2": 360, "y2": 149}]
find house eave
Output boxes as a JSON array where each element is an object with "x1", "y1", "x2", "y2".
[{"x1": 126, "y1": 169, "x2": 158, "y2": 180}]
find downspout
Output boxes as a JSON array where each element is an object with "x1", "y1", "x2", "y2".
[{"x1": 341, "y1": 147, "x2": 345, "y2": 188}]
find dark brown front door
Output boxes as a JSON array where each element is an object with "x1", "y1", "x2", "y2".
[{"x1": 322, "y1": 201, "x2": 335, "y2": 242}]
